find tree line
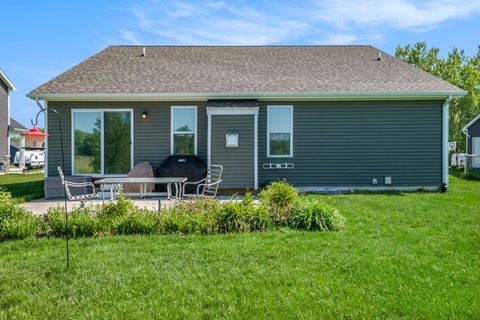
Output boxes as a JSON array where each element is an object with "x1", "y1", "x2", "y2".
[{"x1": 395, "y1": 42, "x2": 480, "y2": 151}]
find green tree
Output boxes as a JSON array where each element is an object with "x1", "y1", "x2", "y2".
[{"x1": 395, "y1": 42, "x2": 480, "y2": 151}]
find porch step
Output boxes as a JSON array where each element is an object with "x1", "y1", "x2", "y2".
[{"x1": 297, "y1": 187, "x2": 353, "y2": 195}]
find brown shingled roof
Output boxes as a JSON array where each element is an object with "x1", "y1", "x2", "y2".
[{"x1": 29, "y1": 45, "x2": 463, "y2": 96}]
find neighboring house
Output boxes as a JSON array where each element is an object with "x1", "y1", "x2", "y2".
[
  {"x1": 27, "y1": 45, "x2": 466, "y2": 196},
  {"x1": 9, "y1": 117, "x2": 28, "y2": 162},
  {"x1": 462, "y1": 114, "x2": 480, "y2": 168},
  {"x1": 0, "y1": 69, "x2": 17, "y2": 163}
]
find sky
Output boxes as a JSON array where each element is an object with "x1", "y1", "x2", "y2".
[{"x1": 2, "y1": 0, "x2": 480, "y2": 127}]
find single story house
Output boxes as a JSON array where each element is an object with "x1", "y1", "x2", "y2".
[
  {"x1": 0, "y1": 69, "x2": 17, "y2": 164},
  {"x1": 462, "y1": 114, "x2": 480, "y2": 168},
  {"x1": 27, "y1": 46, "x2": 466, "y2": 196}
]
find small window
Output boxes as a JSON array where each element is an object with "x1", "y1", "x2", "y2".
[
  {"x1": 171, "y1": 106, "x2": 197, "y2": 155},
  {"x1": 267, "y1": 105, "x2": 293, "y2": 157}
]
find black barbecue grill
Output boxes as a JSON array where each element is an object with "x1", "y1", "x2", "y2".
[{"x1": 156, "y1": 156, "x2": 207, "y2": 193}]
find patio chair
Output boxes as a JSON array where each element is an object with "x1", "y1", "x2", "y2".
[
  {"x1": 58, "y1": 167, "x2": 97, "y2": 207},
  {"x1": 182, "y1": 164, "x2": 223, "y2": 198}
]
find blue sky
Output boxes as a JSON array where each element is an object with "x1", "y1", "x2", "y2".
[{"x1": 2, "y1": 0, "x2": 480, "y2": 127}]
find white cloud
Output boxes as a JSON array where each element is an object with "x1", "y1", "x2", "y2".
[
  {"x1": 123, "y1": 1, "x2": 311, "y2": 45},
  {"x1": 118, "y1": 0, "x2": 480, "y2": 46},
  {"x1": 313, "y1": 0, "x2": 480, "y2": 31}
]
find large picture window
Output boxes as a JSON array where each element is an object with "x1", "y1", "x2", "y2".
[
  {"x1": 72, "y1": 109, "x2": 132, "y2": 175},
  {"x1": 267, "y1": 105, "x2": 293, "y2": 157},
  {"x1": 171, "y1": 106, "x2": 197, "y2": 155}
]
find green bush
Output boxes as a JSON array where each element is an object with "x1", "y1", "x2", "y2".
[
  {"x1": 112, "y1": 211, "x2": 160, "y2": 235},
  {"x1": 0, "y1": 190, "x2": 38, "y2": 241},
  {"x1": 216, "y1": 194, "x2": 272, "y2": 232},
  {"x1": 289, "y1": 200, "x2": 345, "y2": 231},
  {"x1": 259, "y1": 181, "x2": 299, "y2": 223},
  {"x1": 99, "y1": 193, "x2": 135, "y2": 218},
  {"x1": 45, "y1": 207, "x2": 98, "y2": 238},
  {"x1": 161, "y1": 199, "x2": 220, "y2": 234}
]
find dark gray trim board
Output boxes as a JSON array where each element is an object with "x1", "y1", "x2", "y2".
[{"x1": 44, "y1": 100, "x2": 445, "y2": 196}]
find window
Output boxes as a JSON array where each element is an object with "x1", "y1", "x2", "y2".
[
  {"x1": 267, "y1": 105, "x2": 293, "y2": 157},
  {"x1": 72, "y1": 110, "x2": 132, "y2": 175},
  {"x1": 171, "y1": 106, "x2": 197, "y2": 155}
]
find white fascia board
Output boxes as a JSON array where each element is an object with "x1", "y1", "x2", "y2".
[
  {"x1": 27, "y1": 91, "x2": 468, "y2": 101},
  {"x1": 462, "y1": 114, "x2": 480, "y2": 133},
  {"x1": 0, "y1": 69, "x2": 17, "y2": 91}
]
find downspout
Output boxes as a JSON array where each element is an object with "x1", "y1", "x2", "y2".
[{"x1": 442, "y1": 95, "x2": 451, "y2": 191}]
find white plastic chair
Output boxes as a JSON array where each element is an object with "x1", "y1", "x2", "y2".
[
  {"x1": 182, "y1": 165, "x2": 223, "y2": 198},
  {"x1": 58, "y1": 167, "x2": 97, "y2": 207}
]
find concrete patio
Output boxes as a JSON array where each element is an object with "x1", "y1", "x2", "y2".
[{"x1": 22, "y1": 198, "x2": 168, "y2": 215}]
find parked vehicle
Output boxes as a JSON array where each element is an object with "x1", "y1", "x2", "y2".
[
  {"x1": 14, "y1": 150, "x2": 45, "y2": 168},
  {"x1": 450, "y1": 153, "x2": 466, "y2": 167}
]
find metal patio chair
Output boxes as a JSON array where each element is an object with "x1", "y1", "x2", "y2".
[
  {"x1": 182, "y1": 164, "x2": 223, "y2": 198},
  {"x1": 58, "y1": 167, "x2": 97, "y2": 207}
]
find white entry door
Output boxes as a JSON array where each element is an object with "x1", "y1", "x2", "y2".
[{"x1": 473, "y1": 138, "x2": 480, "y2": 168}]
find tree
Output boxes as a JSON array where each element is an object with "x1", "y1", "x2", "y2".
[{"x1": 395, "y1": 42, "x2": 480, "y2": 151}]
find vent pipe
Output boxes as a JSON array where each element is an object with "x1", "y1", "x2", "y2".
[
  {"x1": 141, "y1": 47, "x2": 146, "y2": 57},
  {"x1": 376, "y1": 52, "x2": 382, "y2": 61}
]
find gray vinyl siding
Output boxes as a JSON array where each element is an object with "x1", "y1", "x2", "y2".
[
  {"x1": 47, "y1": 101, "x2": 207, "y2": 176},
  {"x1": 0, "y1": 81, "x2": 8, "y2": 158},
  {"x1": 46, "y1": 99, "x2": 444, "y2": 189},
  {"x1": 467, "y1": 119, "x2": 480, "y2": 154},
  {"x1": 258, "y1": 101, "x2": 444, "y2": 188},
  {"x1": 211, "y1": 115, "x2": 254, "y2": 189}
]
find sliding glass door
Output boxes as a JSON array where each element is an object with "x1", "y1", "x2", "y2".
[{"x1": 72, "y1": 110, "x2": 132, "y2": 175}]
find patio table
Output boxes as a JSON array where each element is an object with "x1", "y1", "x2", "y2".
[{"x1": 94, "y1": 177, "x2": 187, "y2": 200}]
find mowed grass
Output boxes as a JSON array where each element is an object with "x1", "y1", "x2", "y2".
[
  {"x1": 1, "y1": 176, "x2": 479, "y2": 319},
  {"x1": 0, "y1": 173, "x2": 44, "y2": 202}
]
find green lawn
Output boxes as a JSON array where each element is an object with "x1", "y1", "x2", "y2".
[
  {"x1": 1, "y1": 175, "x2": 479, "y2": 319},
  {"x1": 0, "y1": 173, "x2": 44, "y2": 202}
]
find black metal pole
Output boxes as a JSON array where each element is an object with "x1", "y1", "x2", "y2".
[{"x1": 32, "y1": 107, "x2": 69, "y2": 268}]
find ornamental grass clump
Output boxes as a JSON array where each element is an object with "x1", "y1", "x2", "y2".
[
  {"x1": 289, "y1": 200, "x2": 345, "y2": 232},
  {"x1": 216, "y1": 193, "x2": 272, "y2": 233},
  {"x1": 0, "y1": 190, "x2": 39, "y2": 241},
  {"x1": 45, "y1": 207, "x2": 99, "y2": 238},
  {"x1": 258, "y1": 181, "x2": 299, "y2": 224}
]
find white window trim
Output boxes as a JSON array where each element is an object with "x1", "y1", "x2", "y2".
[
  {"x1": 71, "y1": 108, "x2": 134, "y2": 177},
  {"x1": 171, "y1": 106, "x2": 198, "y2": 156},
  {"x1": 267, "y1": 105, "x2": 293, "y2": 158}
]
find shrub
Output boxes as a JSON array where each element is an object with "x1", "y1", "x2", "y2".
[
  {"x1": 45, "y1": 207, "x2": 98, "y2": 238},
  {"x1": 161, "y1": 199, "x2": 220, "y2": 234},
  {"x1": 99, "y1": 193, "x2": 135, "y2": 218},
  {"x1": 289, "y1": 200, "x2": 345, "y2": 231},
  {"x1": 112, "y1": 210, "x2": 160, "y2": 235},
  {"x1": 259, "y1": 181, "x2": 299, "y2": 223},
  {"x1": 0, "y1": 190, "x2": 39, "y2": 241},
  {"x1": 216, "y1": 194, "x2": 272, "y2": 232}
]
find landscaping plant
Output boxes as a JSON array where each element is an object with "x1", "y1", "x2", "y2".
[
  {"x1": 289, "y1": 199, "x2": 345, "y2": 231},
  {"x1": 258, "y1": 180, "x2": 299, "y2": 223},
  {"x1": 0, "y1": 190, "x2": 39, "y2": 241}
]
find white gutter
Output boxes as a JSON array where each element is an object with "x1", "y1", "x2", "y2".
[
  {"x1": 0, "y1": 69, "x2": 17, "y2": 91},
  {"x1": 27, "y1": 91, "x2": 468, "y2": 102}
]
